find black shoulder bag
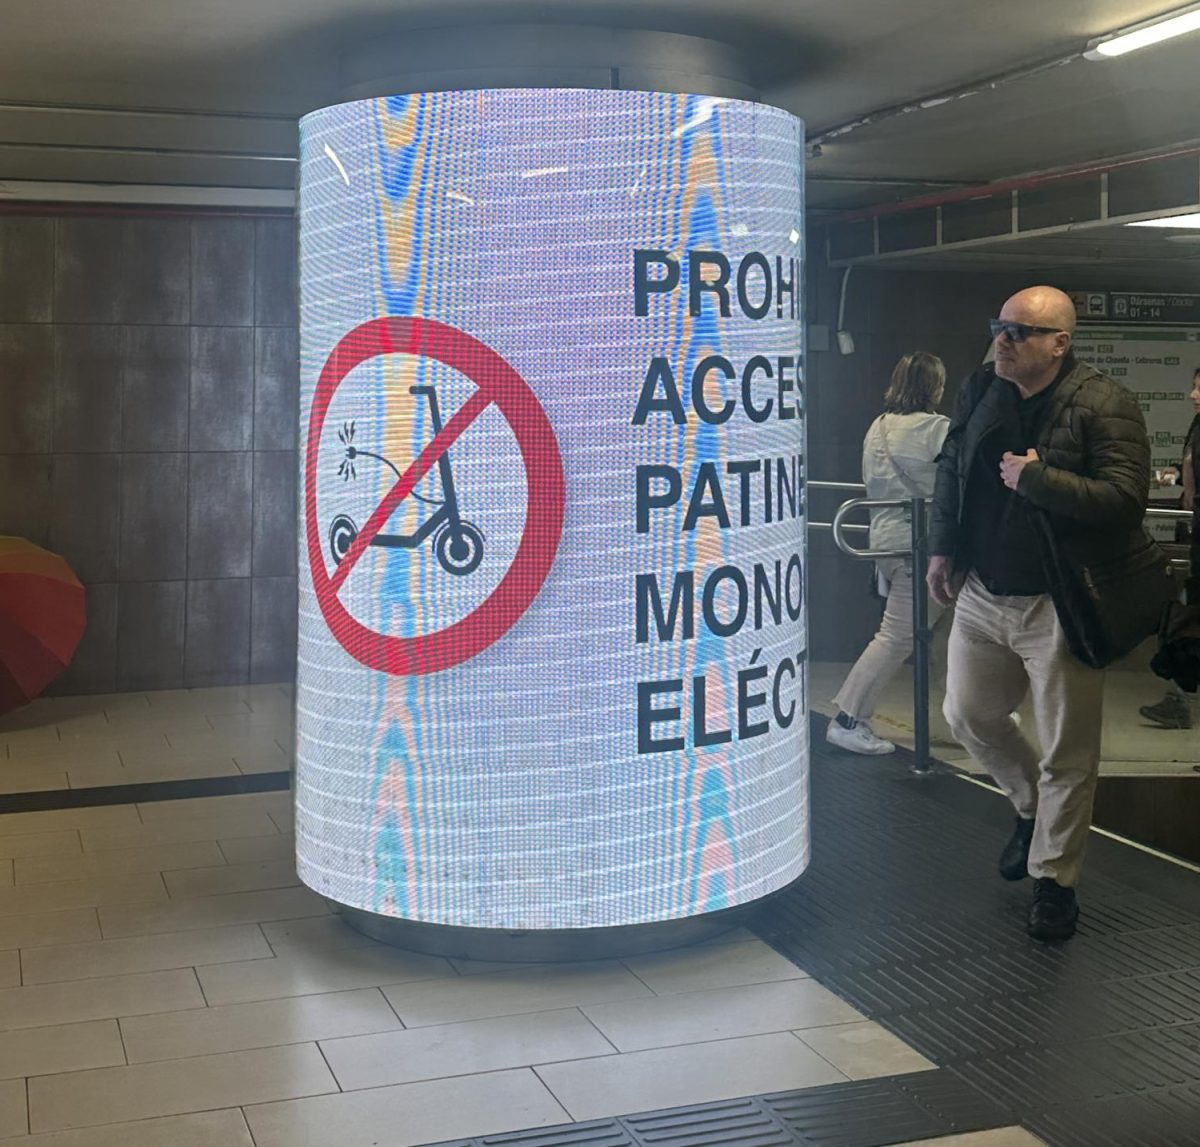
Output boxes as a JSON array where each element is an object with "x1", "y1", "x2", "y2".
[
  {"x1": 1034, "y1": 521, "x2": 1179, "y2": 670},
  {"x1": 1027, "y1": 372, "x2": 1179, "y2": 670}
]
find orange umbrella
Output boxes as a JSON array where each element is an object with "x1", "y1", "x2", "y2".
[{"x1": 0, "y1": 537, "x2": 86, "y2": 715}]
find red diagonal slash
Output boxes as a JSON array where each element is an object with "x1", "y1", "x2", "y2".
[
  {"x1": 329, "y1": 389, "x2": 491, "y2": 592},
  {"x1": 305, "y1": 315, "x2": 564, "y2": 676}
]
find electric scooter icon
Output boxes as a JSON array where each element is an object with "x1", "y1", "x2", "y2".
[{"x1": 328, "y1": 385, "x2": 485, "y2": 576}]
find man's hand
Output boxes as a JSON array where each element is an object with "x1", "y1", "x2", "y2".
[
  {"x1": 926, "y1": 555, "x2": 963, "y2": 607},
  {"x1": 1000, "y1": 448, "x2": 1039, "y2": 491}
]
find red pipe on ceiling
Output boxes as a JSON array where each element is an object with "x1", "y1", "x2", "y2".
[{"x1": 823, "y1": 144, "x2": 1200, "y2": 226}]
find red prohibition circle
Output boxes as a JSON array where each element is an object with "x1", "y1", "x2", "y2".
[{"x1": 304, "y1": 316, "x2": 565, "y2": 675}]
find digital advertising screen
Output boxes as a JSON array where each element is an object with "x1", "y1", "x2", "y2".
[{"x1": 297, "y1": 88, "x2": 808, "y2": 931}]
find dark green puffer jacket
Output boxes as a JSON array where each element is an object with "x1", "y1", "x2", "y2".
[{"x1": 931, "y1": 353, "x2": 1152, "y2": 632}]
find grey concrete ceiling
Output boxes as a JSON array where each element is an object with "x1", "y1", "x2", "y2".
[{"x1": 1, "y1": 0, "x2": 1199, "y2": 214}]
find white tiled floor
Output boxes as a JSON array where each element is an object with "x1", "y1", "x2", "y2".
[
  {"x1": 0, "y1": 686, "x2": 1050, "y2": 1146},
  {"x1": 0, "y1": 685, "x2": 293, "y2": 795}
]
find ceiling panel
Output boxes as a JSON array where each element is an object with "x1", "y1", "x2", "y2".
[{"x1": 0, "y1": 0, "x2": 1198, "y2": 216}]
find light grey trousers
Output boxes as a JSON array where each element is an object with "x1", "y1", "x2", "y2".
[
  {"x1": 834, "y1": 558, "x2": 945, "y2": 722},
  {"x1": 943, "y1": 573, "x2": 1106, "y2": 887}
]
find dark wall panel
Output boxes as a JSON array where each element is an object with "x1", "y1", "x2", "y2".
[
  {"x1": 0, "y1": 218, "x2": 53, "y2": 323},
  {"x1": 255, "y1": 218, "x2": 298, "y2": 328},
  {"x1": 252, "y1": 451, "x2": 296, "y2": 578},
  {"x1": 123, "y1": 326, "x2": 190, "y2": 453},
  {"x1": 188, "y1": 452, "x2": 254, "y2": 580},
  {"x1": 3, "y1": 209, "x2": 298, "y2": 693},
  {"x1": 0, "y1": 454, "x2": 52, "y2": 546},
  {"x1": 54, "y1": 218, "x2": 123, "y2": 324},
  {"x1": 54, "y1": 325, "x2": 123, "y2": 453},
  {"x1": 119, "y1": 220, "x2": 190, "y2": 325},
  {"x1": 49, "y1": 454, "x2": 121, "y2": 583},
  {"x1": 121, "y1": 453, "x2": 188, "y2": 582},
  {"x1": 251, "y1": 576, "x2": 298, "y2": 685},
  {"x1": 117, "y1": 580, "x2": 186, "y2": 692},
  {"x1": 0, "y1": 324, "x2": 54, "y2": 453},
  {"x1": 254, "y1": 327, "x2": 299, "y2": 451},
  {"x1": 192, "y1": 219, "x2": 255, "y2": 327},
  {"x1": 185, "y1": 578, "x2": 252, "y2": 688},
  {"x1": 189, "y1": 327, "x2": 255, "y2": 452}
]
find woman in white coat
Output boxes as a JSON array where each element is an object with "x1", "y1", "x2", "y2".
[{"x1": 827, "y1": 351, "x2": 949, "y2": 755}]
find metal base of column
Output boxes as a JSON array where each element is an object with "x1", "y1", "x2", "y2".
[{"x1": 339, "y1": 881, "x2": 798, "y2": 963}]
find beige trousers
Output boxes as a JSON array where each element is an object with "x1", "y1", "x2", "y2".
[
  {"x1": 834, "y1": 558, "x2": 945, "y2": 722},
  {"x1": 943, "y1": 573, "x2": 1106, "y2": 887}
]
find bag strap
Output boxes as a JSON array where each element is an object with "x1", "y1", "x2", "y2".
[{"x1": 877, "y1": 415, "x2": 928, "y2": 499}]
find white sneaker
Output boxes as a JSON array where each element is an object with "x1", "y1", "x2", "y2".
[{"x1": 825, "y1": 719, "x2": 897, "y2": 756}]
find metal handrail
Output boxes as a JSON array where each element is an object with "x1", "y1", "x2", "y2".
[
  {"x1": 1146, "y1": 507, "x2": 1194, "y2": 519},
  {"x1": 830, "y1": 498, "x2": 912, "y2": 560},
  {"x1": 808, "y1": 480, "x2": 869, "y2": 534},
  {"x1": 808, "y1": 480, "x2": 869, "y2": 493}
]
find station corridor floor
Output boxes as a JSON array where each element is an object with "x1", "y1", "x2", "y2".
[
  {"x1": 0, "y1": 687, "x2": 1198, "y2": 1145},
  {"x1": 809, "y1": 662, "x2": 1200, "y2": 775}
]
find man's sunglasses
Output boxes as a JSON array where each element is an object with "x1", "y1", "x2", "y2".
[{"x1": 989, "y1": 319, "x2": 1066, "y2": 343}]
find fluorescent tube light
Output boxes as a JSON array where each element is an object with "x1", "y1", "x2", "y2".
[
  {"x1": 1086, "y1": 4, "x2": 1200, "y2": 58},
  {"x1": 1126, "y1": 212, "x2": 1200, "y2": 228}
]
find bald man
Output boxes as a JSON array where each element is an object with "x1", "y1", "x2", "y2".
[{"x1": 928, "y1": 286, "x2": 1152, "y2": 941}]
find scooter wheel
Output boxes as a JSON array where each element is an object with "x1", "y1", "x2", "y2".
[
  {"x1": 328, "y1": 514, "x2": 359, "y2": 566},
  {"x1": 435, "y1": 522, "x2": 484, "y2": 576}
]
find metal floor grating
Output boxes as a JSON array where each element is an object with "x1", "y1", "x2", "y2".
[
  {"x1": 429, "y1": 1078, "x2": 1011, "y2": 1147},
  {"x1": 756, "y1": 719, "x2": 1200, "y2": 1147},
  {"x1": 430, "y1": 719, "x2": 1200, "y2": 1147}
]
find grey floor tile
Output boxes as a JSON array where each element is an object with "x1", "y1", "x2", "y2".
[
  {"x1": 16, "y1": 841, "x2": 224, "y2": 885},
  {"x1": 0, "y1": 872, "x2": 166, "y2": 917},
  {"x1": 122, "y1": 987, "x2": 400, "y2": 1063},
  {"x1": 162, "y1": 859, "x2": 299, "y2": 899},
  {"x1": 535, "y1": 1032, "x2": 847, "y2": 1121},
  {"x1": 321, "y1": 1007, "x2": 616, "y2": 1091},
  {"x1": 218, "y1": 834, "x2": 295, "y2": 865},
  {"x1": 622, "y1": 940, "x2": 810, "y2": 995},
  {"x1": 21, "y1": 923, "x2": 272, "y2": 984},
  {"x1": 0, "y1": 908, "x2": 100, "y2": 951},
  {"x1": 81, "y1": 813, "x2": 279, "y2": 852},
  {"x1": 0, "y1": 1079, "x2": 24, "y2": 1138},
  {"x1": 197, "y1": 942, "x2": 453, "y2": 1006},
  {"x1": 384, "y1": 961, "x2": 653, "y2": 1028},
  {"x1": 0, "y1": 1109, "x2": 255, "y2": 1147},
  {"x1": 892, "y1": 1130, "x2": 1048, "y2": 1147},
  {"x1": 244, "y1": 1068, "x2": 568, "y2": 1147},
  {"x1": 795, "y1": 1020, "x2": 937, "y2": 1080},
  {"x1": 582, "y1": 978, "x2": 863, "y2": 1052},
  {"x1": 98, "y1": 886, "x2": 330, "y2": 939},
  {"x1": 0, "y1": 1019, "x2": 125, "y2": 1080},
  {"x1": 28, "y1": 1042, "x2": 337, "y2": 1133},
  {"x1": 0, "y1": 968, "x2": 205, "y2": 1032},
  {"x1": 258, "y1": 914, "x2": 376, "y2": 954}
]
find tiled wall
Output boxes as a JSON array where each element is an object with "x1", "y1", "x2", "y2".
[{"x1": 0, "y1": 212, "x2": 299, "y2": 694}]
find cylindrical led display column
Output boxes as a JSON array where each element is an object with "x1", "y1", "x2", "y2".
[{"x1": 297, "y1": 89, "x2": 807, "y2": 957}]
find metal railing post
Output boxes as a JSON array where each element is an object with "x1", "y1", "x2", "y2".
[{"x1": 909, "y1": 497, "x2": 931, "y2": 775}]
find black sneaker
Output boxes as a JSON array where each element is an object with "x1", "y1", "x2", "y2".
[
  {"x1": 1140, "y1": 693, "x2": 1193, "y2": 729},
  {"x1": 998, "y1": 817, "x2": 1035, "y2": 882},
  {"x1": 1028, "y1": 878, "x2": 1078, "y2": 941}
]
